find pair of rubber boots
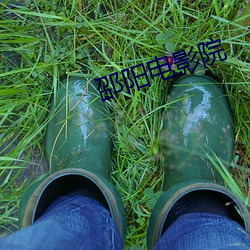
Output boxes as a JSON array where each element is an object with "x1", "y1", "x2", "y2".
[{"x1": 19, "y1": 75, "x2": 250, "y2": 249}]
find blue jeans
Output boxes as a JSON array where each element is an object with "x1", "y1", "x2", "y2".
[
  {"x1": 0, "y1": 196, "x2": 123, "y2": 250},
  {"x1": 156, "y1": 213, "x2": 250, "y2": 250},
  {"x1": 0, "y1": 196, "x2": 249, "y2": 249}
]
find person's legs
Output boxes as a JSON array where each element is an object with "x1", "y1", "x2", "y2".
[
  {"x1": 0, "y1": 195, "x2": 123, "y2": 250},
  {"x1": 155, "y1": 213, "x2": 250, "y2": 250}
]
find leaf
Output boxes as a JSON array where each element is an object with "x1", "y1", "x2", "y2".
[
  {"x1": 194, "y1": 64, "x2": 206, "y2": 75},
  {"x1": 164, "y1": 28, "x2": 174, "y2": 39},
  {"x1": 155, "y1": 190, "x2": 164, "y2": 199},
  {"x1": 165, "y1": 41, "x2": 175, "y2": 52},
  {"x1": 147, "y1": 199, "x2": 157, "y2": 210},
  {"x1": 155, "y1": 28, "x2": 174, "y2": 45},
  {"x1": 44, "y1": 54, "x2": 52, "y2": 63},
  {"x1": 76, "y1": 23, "x2": 83, "y2": 29},
  {"x1": 144, "y1": 188, "x2": 153, "y2": 198},
  {"x1": 156, "y1": 32, "x2": 167, "y2": 45}
]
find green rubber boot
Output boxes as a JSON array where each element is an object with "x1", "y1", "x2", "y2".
[
  {"x1": 19, "y1": 77, "x2": 127, "y2": 242},
  {"x1": 147, "y1": 75, "x2": 250, "y2": 249}
]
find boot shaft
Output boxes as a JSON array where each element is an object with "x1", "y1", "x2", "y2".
[{"x1": 160, "y1": 75, "x2": 234, "y2": 189}]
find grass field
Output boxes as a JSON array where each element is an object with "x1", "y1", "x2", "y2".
[{"x1": 0, "y1": 0, "x2": 249, "y2": 248}]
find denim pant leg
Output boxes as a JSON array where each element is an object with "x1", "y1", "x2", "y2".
[
  {"x1": 155, "y1": 213, "x2": 250, "y2": 250},
  {"x1": 0, "y1": 196, "x2": 123, "y2": 250}
]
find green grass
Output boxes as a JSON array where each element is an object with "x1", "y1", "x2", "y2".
[{"x1": 0, "y1": 0, "x2": 249, "y2": 248}]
